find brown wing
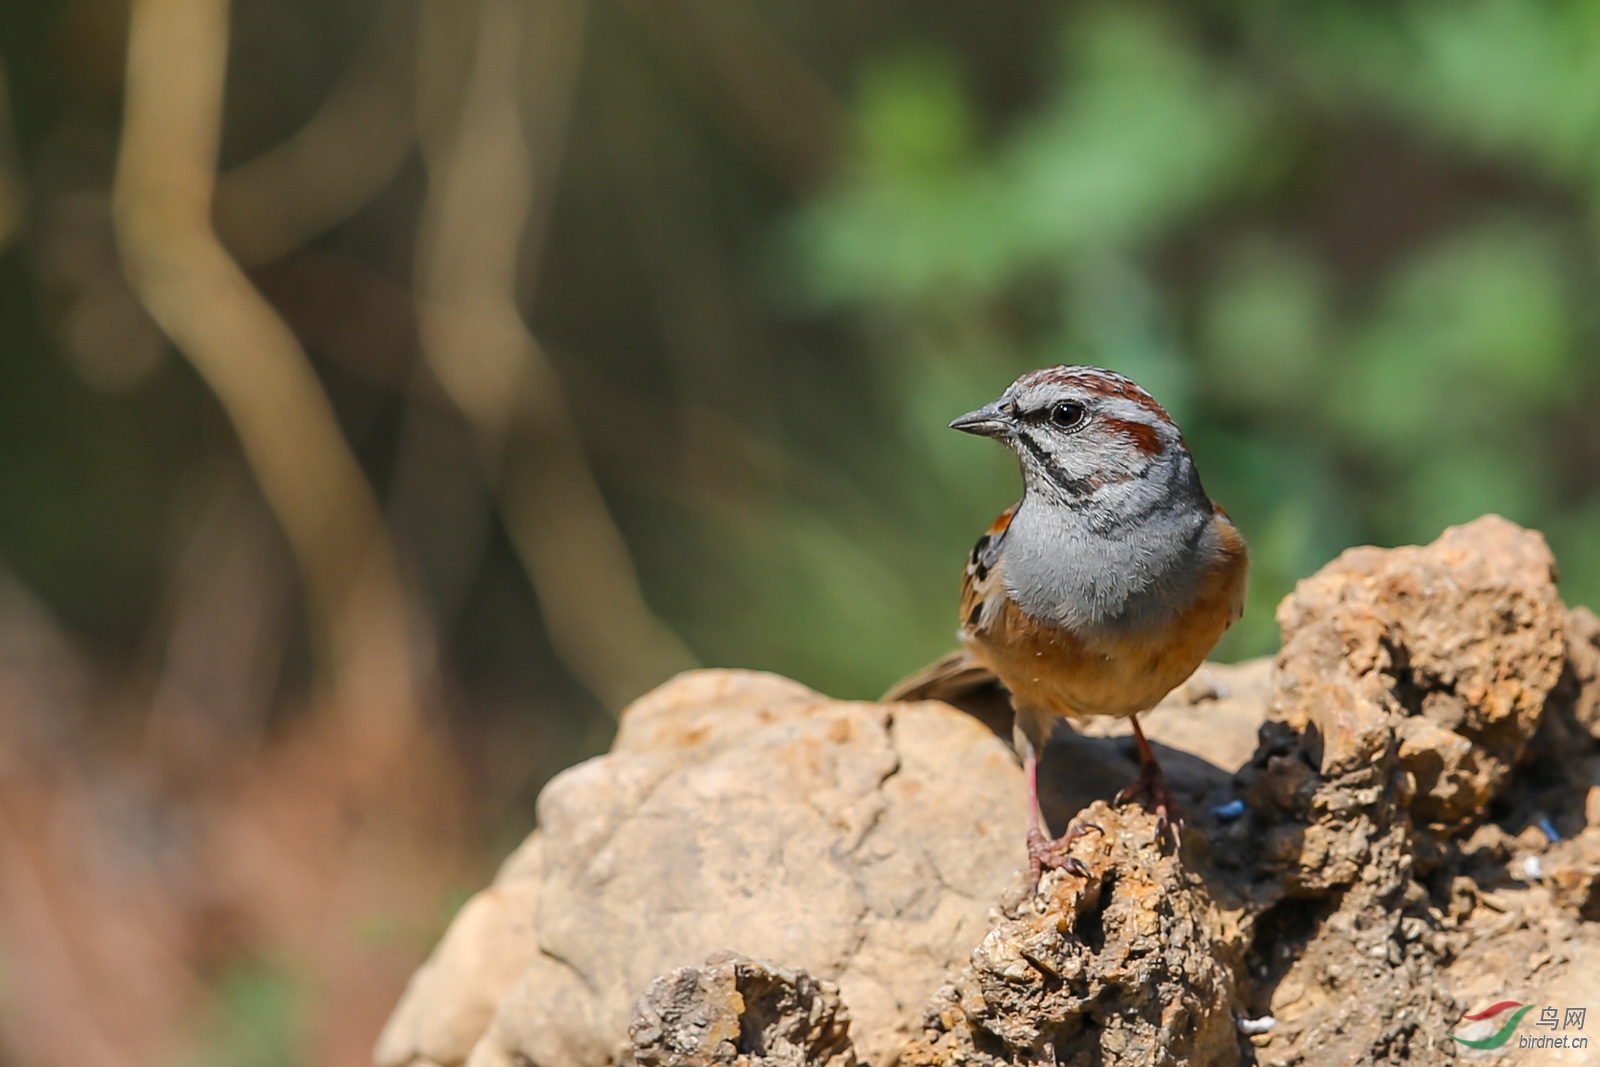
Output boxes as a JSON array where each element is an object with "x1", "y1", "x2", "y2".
[
  {"x1": 1213, "y1": 504, "x2": 1249, "y2": 625},
  {"x1": 959, "y1": 503, "x2": 1017, "y2": 635}
]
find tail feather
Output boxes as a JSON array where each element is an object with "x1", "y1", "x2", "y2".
[{"x1": 883, "y1": 649, "x2": 1013, "y2": 741}]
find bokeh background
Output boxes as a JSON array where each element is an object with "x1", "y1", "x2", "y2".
[{"x1": 3, "y1": 0, "x2": 1600, "y2": 1064}]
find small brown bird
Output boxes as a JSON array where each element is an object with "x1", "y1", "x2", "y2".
[{"x1": 887, "y1": 366, "x2": 1248, "y2": 882}]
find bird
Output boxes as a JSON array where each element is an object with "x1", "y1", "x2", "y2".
[{"x1": 885, "y1": 365, "x2": 1248, "y2": 884}]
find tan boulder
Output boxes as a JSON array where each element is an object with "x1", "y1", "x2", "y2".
[{"x1": 375, "y1": 669, "x2": 1027, "y2": 1067}]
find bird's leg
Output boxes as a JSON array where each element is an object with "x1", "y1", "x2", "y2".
[
  {"x1": 1023, "y1": 742, "x2": 1095, "y2": 887},
  {"x1": 1115, "y1": 714, "x2": 1183, "y2": 836},
  {"x1": 1023, "y1": 746, "x2": 1048, "y2": 885}
]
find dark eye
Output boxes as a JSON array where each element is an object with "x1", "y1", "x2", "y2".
[{"x1": 1049, "y1": 401, "x2": 1085, "y2": 429}]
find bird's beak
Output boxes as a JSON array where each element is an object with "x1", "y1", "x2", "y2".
[{"x1": 949, "y1": 400, "x2": 1015, "y2": 439}]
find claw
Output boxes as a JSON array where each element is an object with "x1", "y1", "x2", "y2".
[
  {"x1": 1027, "y1": 821, "x2": 1098, "y2": 888},
  {"x1": 1026, "y1": 828, "x2": 1049, "y2": 887},
  {"x1": 1116, "y1": 768, "x2": 1185, "y2": 832}
]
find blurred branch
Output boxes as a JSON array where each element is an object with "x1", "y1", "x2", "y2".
[
  {"x1": 415, "y1": 0, "x2": 695, "y2": 711},
  {"x1": 113, "y1": 0, "x2": 430, "y2": 753},
  {"x1": 0, "y1": 52, "x2": 26, "y2": 253},
  {"x1": 144, "y1": 471, "x2": 289, "y2": 781},
  {"x1": 212, "y1": 0, "x2": 416, "y2": 264},
  {"x1": 621, "y1": 0, "x2": 843, "y2": 191}
]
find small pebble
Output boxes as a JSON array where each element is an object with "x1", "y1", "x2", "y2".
[
  {"x1": 1536, "y1": 815, "x2": 1561, "y2": 843},
  {"x1": 1523, "y1": 855, "x2": 1544, "y2": 881},
  {"x1": 1212, "y1": 798, "x2": 1246, "y2": 821},
  {"x1": 1237, "y1": 1015, "x2": 1276, "y2": 1034}
]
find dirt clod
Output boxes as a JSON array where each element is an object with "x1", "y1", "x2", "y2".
[
  {"x1": 629, "y1": 956, "x2": 856, "y2": 1067},
  {"x1": 902, "y1": 803, "x2": 1237, "y2": 1067}
]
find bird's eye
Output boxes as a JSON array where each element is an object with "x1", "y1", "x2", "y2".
[{"x1": 1049, "y1": 401, "x2": 1086, "y2": 429}]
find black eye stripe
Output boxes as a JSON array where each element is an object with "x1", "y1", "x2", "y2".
[
  {"x1": 1022, "y1": 401, "x2": 1088, "y2": 427},
  {"x1": 1016, "y1": 431, "x2": 1097, "y2": 499}
]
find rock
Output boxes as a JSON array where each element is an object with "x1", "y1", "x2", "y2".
[
  {"x1": 902, "y1": 802, "x2": 1238, "y2": 1067},
  {"x1": 1544, "y1": 827, "x2": 1600, "y2": 921},
  {"x1": 1233, "y1": 847, "x2": 1462, "y2": 1067},
  {"x1": 1559, "y1": 607, "x2": 1600, "y2": 741},
  {"x1": 1267, "y1": 515, "x2": 1564, "y2": 832},
  {"x1": 1177, "y1": 518, "x2": 1576, "y2": 1065},
  {"x1": 1394, "y1": 717, "x2": 1483, "y2": 827},
  {"x1": 628, "y1": 955, "x2": 856, "y2": 1067},
  {"x1": 376, "y1": 669, "x2": 1027, "y2": 1067}
]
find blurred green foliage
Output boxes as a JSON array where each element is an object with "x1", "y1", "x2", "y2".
[
  {"x1": 182, "y1": 962, "x2": 304, "y2": 1067},
  {"x1": 4, "y1": 0, "x2": 1600, "y2": 725}
]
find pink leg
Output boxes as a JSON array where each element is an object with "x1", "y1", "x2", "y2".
[
  {"x1": 1024, "y1": 747, "x2": 1095, "y2": 887},
  {"x1": 1024, "y1": 749, "x2": 1046, "y2": 884},
  {"x1": 1114, "y1": 715, "x2": 1183, "y2": 835}
]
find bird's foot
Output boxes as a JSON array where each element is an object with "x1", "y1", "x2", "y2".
[
  {"x1": 1026, "y1": 821, "x2": 1101, "y2": 888},
  {"x1": 1115, "y1": 762, "x2": 1184, "y2": 842}
]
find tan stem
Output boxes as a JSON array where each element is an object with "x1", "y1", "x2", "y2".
[
  {"x1": 415, "y1": 0, "x2": 694, "y2": 711},
  {"x1": 212, "y1": 0, "x2": 416, "y2": 264},
  {"x1": 0, "y1": 53, "x2": 25, "y2": 254},
  {"x1": 113, "y1": 0, "x2": 428, "y2": 751}
]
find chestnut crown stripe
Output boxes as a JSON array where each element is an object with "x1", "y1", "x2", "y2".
[
  {"x1": 1016, "y1": 366, "x2": 1172, "y2": 421},
  {"x1": 1100, "y1": 417, "x2": 1164, "y2": 457}
]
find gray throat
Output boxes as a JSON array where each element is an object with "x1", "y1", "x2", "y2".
[{"x1": 1001, "y1": 462, "x2": 1219, "y2": 640}]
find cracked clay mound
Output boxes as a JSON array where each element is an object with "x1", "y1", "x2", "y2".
[{"x1": 377, "y1": 516, "x2": 1600, "y2": 1067}]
